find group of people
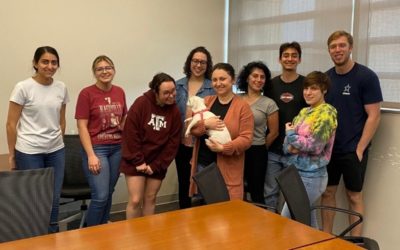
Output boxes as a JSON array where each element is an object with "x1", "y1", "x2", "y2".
[
  {"x1": 6, "y1": 30, "x2": 382, "y2": 237},
  {"x1": 175, "y1": 30, "x2": 382, "y2": 237},
  {"x1": 6, "y1": 48, "x2": 182, "y2": 232}
]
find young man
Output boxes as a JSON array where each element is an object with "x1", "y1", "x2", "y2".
[
  {"x1": 321, "y1": 30, "x2": 382, "y2": 236},
  {"x1": 263, "y1": 42, "x2": 307, "y2": 209}
]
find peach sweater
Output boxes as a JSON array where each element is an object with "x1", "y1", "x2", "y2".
[{"x1": 189, "y1": 95, "x2": 254, "y2": 199}]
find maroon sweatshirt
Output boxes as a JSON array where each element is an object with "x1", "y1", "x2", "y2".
[{"x1": 120, "y1": 90, "x2": 182, "y2": 180}]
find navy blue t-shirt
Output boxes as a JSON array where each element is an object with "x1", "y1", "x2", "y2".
[{"x1": 326, "y1": 63, "x2": 382, "y2": 153}]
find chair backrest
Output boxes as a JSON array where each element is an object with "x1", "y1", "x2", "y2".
[
  {"x1": 275, "y1": 165, "x2": 312, "y2": 226},
  {"x1": 276, "y1": 167, "x2": 380, "y2": 250},
  {"x1": 192, "y1": 162, "x2": 230, "y2": 204},
  {"x1": 62, "y1": 134, "x2": 90, "y2": 199},
  {"x1": 0, "y1": 168, "x2": 54, "y2": 242}
]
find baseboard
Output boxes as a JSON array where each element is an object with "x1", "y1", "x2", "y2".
[
  {"x1": 110, "y1": 193, "x2": 179, "y2": 213},
  {"x1": 60, "y1": 193, "x2": 178, "y2": 218}
]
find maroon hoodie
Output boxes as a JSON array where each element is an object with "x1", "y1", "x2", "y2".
[{"x1": 120, "y1": 90, "x2": 182, "y2": 179}]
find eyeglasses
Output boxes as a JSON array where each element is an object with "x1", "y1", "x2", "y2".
[
  {"x1": 161, "y1": 89, "x2": 176, "y2": 97},
  {"x1": 95, "y1": 66, "x2": 114, "y2": 73},
  {"x1": 191, "y1": 59, "x2": 207, "y2": 66}
]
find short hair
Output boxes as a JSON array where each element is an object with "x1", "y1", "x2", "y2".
[
  {"x1": 279, "y1": 42, "x2": 302, "y2": 59},
  {"x1": 149, "y1": 72, "x2": 176, "y2": 93},
  {"x1": 327, "y1": 30, "x2": 353, "y2": 47},
  {"x1": 183, "y1": 46, "x2": 213, "y2": 79},
  {"x1": 237, "y1": 61, "x2": 271, "y2": 93},
  {"x1": 303, "y1": 71, "x2": 331, "y2": 93},
  {"x1": 33, "y1": 46, "x2": 60, "y2": 71},
  {"x1": 92, "y1": 55, "x2": 115, "y2": 74},
  {"x1": 212, "y1": 63, "x2": 235, "y2": 80}
]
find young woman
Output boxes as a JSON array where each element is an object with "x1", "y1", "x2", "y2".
[
  {"x1": 6, "y1": 46, "x2": 69, "y2": 233},
  {"x1": 281, "y1": 71, "x2": 337, "y2": 228},
  {"x1": 75, "y1": 55, "x2": 127, "y2": 226},
  {"x1": 188, "y1": 63, "x2": 254, "y2": 200},
  {"x1": 175, "y1": 46, "x2": 215, "y2": 208},
  {"x1": 237, "y1": 61, "x2": 279, "y2": 203},
  {"x1": 120, "y1": 73, "x2": 182, "y2": 218}
]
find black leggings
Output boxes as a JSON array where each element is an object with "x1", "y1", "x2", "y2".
[
  {"x1": 244, "y1": 145, "x2": 268, "y2": 204},
  {"x1": 175, "y1": 144, "x2": 193, "y2": 208}
]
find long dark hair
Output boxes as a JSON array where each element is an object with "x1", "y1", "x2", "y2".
[{"x1": 33, "y1": 46, "x2": 60, "y2": 71}]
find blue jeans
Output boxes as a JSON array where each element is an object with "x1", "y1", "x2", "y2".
[
  {"x1": 264, "y1": 152, "x2": 288, "y2": 208},
  {"x1": 82, "y1": 144, "x2": 121, "y2": 226},
  {"x1": 15, "y1": 148, "x2": 65, "y2": 233},
  {"x1": 281, "y1": 174, "x2": 328, "y2": 229}
]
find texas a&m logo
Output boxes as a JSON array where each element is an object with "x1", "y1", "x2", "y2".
[{"x1": 148, "y1": 114, "x2": 167, "y2": 131}]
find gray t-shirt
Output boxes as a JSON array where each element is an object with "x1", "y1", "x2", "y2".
[{"x1": 249, "y1": 96, "x2": 279, "y2": 145}]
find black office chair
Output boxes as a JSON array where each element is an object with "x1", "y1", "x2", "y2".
[
  {"x1": 59, "y1": 134, "x2": 91, "y2": 231},
  {"x1": 276, "y1": 165, "x2": 379, "y2": 250},
  {"x1": 0, "y1": 168, "x2": 54, "y2": 242},
  {"x1": 192, "y1": 162, "x2": 275, "y2": 211},
  {"x1": 192, "y1": 162, "x2": 230, "y2": 204}
]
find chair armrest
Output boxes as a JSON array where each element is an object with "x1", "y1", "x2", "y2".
[
  {"x1": 311, "y1": 205, "x2": 363, "y2": 237},
  {"x1": 342, "y1": 236, "x2": 380, "y2": 250}
]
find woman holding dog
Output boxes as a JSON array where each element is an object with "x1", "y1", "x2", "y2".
[
  {"x1": 175, "y1": 46, "x2": 215, "y2": 208},
  {"x1": 237, "y1": 61, "x2": 279, "y2": 204},
  {"x1": 188, "y1": 63, "x2": 254, "y2": 200}
]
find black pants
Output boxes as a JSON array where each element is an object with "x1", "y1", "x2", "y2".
[
  {"x1": 244, "y1": 145, "x2": 268, "y2": 204},
  {"x1": 175, "y1": 144, "x2": 193, "y2": 208}
]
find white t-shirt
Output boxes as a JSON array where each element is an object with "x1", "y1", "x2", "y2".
[{"x1": 10, "y1": 77, "x2": 70, "y2": 154}]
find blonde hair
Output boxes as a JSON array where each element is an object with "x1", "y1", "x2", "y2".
[
  {"x1": 327, "y1": 30, "x2": 353, "y2": 47},
  {"x1": 91, "y1": 55, "x2": 114, "y2": 73}
]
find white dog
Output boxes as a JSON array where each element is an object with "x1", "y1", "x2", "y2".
[{"x1": 185, "y1": 96, "x2": 232, "y2": 144}]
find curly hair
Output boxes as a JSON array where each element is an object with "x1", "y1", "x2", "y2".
[
  {"x1": 183, "y1": 46, "x2": 213, "y2": 79},
  {"x1": 237, "y1": 61, "x2": 271, "y2": 93}
]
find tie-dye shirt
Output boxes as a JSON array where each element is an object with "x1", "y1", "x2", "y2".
[{"x1": 283, "y1": 103, "x2": 337, "y2": 177}]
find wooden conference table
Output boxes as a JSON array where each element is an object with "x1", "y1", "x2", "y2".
[{"x1": 0, "y1": 200, "x2": 346, "y2": 250}]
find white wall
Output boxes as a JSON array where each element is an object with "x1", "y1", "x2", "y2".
[
  {"x1": 0, "y1": 0, "x2": 225, "y2": 208},
  {"x1": 361, "y1": 111, "x2": 400, "y2": 248},
  {"x1": 0, "y1": 0, "x2": 225, "y2": 153},
  {"x1": 331, "y1": 111, "x2": 400, "y2": 249}
]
